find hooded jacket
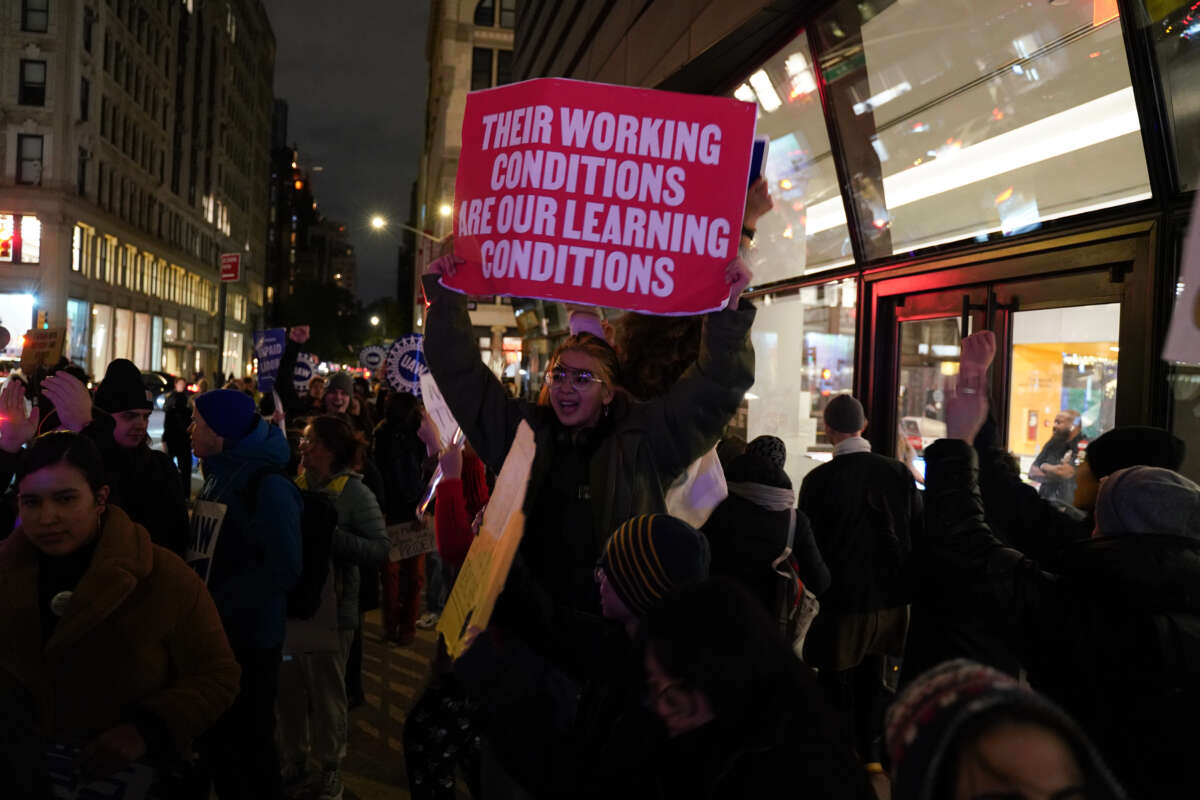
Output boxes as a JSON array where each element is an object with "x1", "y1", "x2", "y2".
[
  {"x1": 197, "y1": 418, "x2": 303, "y2": 650},
  {"x1": 298, "y1": 469, "x2": 389, "y2": 629},
  {"x1": 923, "y1": 439, "x2": 1200, "y2": 797},
  {"x1": 0, "y1": 506, "x2": 240, "y2": 752},
  {"x1": 422, "y1": 274, "x2": 755, "y2": 619}
]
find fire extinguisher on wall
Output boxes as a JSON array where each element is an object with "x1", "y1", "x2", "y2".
[{"x1": 1027, "y1": 410, "x2": 1038, "y2": 442}]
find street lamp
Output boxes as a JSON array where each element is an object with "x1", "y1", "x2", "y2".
[
  {"x1": 366, "y1": 213, "x2": 452, "y2": 243},
  {"x1": 370, "y1": 315, "x2": 380, "y2": 326},
  {"x1": 438, "y1": 203, "x2": 453, "y2": 218},
  {"x1": 370, "y1": 215, "x2": 387, "y2": 230}
]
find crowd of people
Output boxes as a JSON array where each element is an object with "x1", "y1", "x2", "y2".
[{"x1": 0, "y1": 179, "x2": 1195, "y2": 800}]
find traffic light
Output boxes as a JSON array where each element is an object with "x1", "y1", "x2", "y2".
[{"x1": 36, "y1": 310, "x2": 49, "y2": 329}]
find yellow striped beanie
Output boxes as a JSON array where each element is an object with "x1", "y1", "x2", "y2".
[{"x1": 599, "y1": 514, "x2": 710, "y2": 618}]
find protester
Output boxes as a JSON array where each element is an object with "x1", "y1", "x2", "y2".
[
  {"x1": 422, "y1": 252, "x2": 755, "y2": 673},
  {"x1": 887, "y1": 660, "x2": 1128, "y2": 800},
  {"x1": 402, "y1": 437, "x2": 490, "y2": 800},
  {"x1": 925, "y1": 332, "x2": 1200, "y2": 796},
  {"x1": 189, "y1": 389, "x2": 303, "y2": 800},
  {"x1": 450, "y1": 514, "x2": 712, "y2": 799},
  {"x1": 163, "y1": 377, "x2": 194, "y2": 495},
  {"x1": 704, "y1": 437, "x2": 828, "y2": 637},
  {"x1": 373, "y1": 391, "x2": 432, "y2": 644},
  {"x1": 638, "y1": 578, "x2": 874, "y2": 798},
  {"x1": 278, "y1": 415, "x2": 389, "y2": 800},
  {"x1": 0, "y1": 432, "x2": 240, "y2": 787},
  {"x1": 799, "y1": 392, "x2": 920, "y2": 764},
  {"x1": 0, "y1": 360, "x2": 193, "y2": 556}
]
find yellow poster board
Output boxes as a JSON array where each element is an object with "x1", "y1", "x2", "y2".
[
  {"x1": 437, "y1": 419, "x2": 535, "y2": 659},
  {"x1": 20, "y1": 327, "x2": 65, "y2": 374}
]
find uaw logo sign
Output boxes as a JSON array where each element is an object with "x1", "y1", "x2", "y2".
[
  {"x1": 385, "y1": 334, "x2": 428, "y2": 395},
  {"x1": 359, "y1": 344, "x2": 388, "y2": 371}
]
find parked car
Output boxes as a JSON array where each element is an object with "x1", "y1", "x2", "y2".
[
  {"x1": 901, "y1": 415, "x2": 947, "y2": 455},
  {"x1": 142, "y1": 371, "x2": 180, "y2": 409}
]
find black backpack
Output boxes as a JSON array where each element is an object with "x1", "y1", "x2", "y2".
[{"x1": 244, "y1": 467, "x2": 339, "y2": 620}]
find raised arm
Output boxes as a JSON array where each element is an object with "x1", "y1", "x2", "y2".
[
  {"x1": 638, "y1": 258, "x2": 756, "y2": 483},
  {"x1": 274, "y1": 327, "x2": 307, "y2": 419},
  {"x1": 422, "y1": 257, "x2": 528, "y2": 473}
]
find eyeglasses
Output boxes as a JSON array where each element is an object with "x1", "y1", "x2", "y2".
[
  {"x1": 547, "y1": 365, "x2": 604, "y2": 388},
  {"x1": 643, "y1": 679, "x2": 692, "y2": 717}
]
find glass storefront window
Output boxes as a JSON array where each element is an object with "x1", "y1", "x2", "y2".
[
  {"x1": 91, "y1": 304, "x2": 113, "y2": 379},
  {"x1": 223, "y1": 331, "x2": 244, "y2": 377},
  {"x1": 811, "y1": 0, "x2": 1151, "y2": 258},
  {"x1": 164, "y1": 316, "x2": 178, "y2": 343},
  {"x1": 114, "y1": 308, "x2": 134, "y2": 360},
  {"x1": 152, "y1": 316, "x2": 163, "y2": 371},
  {"x1": 1139, "y1": 2, "x2": 1200, "y2": 191},
  {"x1": 897, "y1": 317, "x2": 959, "y2": 481},
  {"x1": 134, "y1": 312, "x2": 152, "y2": 370},
  {"x1": 180, "y1": 319, "x2": 194, "y2": 342},
  {"x1": 734, "y1": 34, "x2": 854, "y2": 281},
  {"x1": 744, "y1": 278, "x2": 857, "y2": 488},
  {"x1": 1007, "y1": 304, "x2": 1119, "y2": 485},
  {"x1": 66, "y1": 298, "x2": 89, "y2": 364}
]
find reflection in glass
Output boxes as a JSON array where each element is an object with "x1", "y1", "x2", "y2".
[
  {"x1": 1007, "y1": 304, "x2": 1119, "y2": 480},
  {"x1": 733, "y1": 35, "x2": 854, "y2": 282},
  {"x1": 744, "y1": 279, "x2": 857, "y2": 488},
  {"x1": 897, "y1": 318, "x2": 958, "y2": 464},
  {"x1": 812, "y1": 0, "x2": 1151, "y2": 257},
  {"x1": 1138, "y1": 1, "x2": 1200, "y2": 191}
]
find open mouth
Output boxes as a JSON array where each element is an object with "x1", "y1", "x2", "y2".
[{"x1": 555, "y1": 397, "x2": 580, "y2": 415}]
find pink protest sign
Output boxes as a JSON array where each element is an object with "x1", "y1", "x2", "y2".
[{"x1": 446, "y1": 78, "x2": 757, "y2": 315}]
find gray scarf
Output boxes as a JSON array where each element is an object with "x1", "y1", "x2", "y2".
[{"x1": 726, "y1": 481, "x2": 795, "y2": 512}]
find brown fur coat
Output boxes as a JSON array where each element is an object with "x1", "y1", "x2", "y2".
[{"x1": 0, "y1": 506, "x2": 240, "y2": 751}]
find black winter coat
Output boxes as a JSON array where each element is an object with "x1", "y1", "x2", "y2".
[
  {"x1": 703, "y1": 495, "x2": 829, "y2": 614},
  {"x1": 923, "y1": 439, "x2": 1200, "y2": 798},
  {"x1": 798, "y1": 450, "x2": 921, "y2": 613}
]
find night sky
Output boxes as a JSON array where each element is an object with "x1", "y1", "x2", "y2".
[{"x1": 260, "y1": 0, "x2": 431, "y2": 302}]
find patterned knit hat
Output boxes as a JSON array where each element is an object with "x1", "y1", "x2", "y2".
[
  {"x1": 599, "y1": 514, "x2": 710, "y2": 618},
  {"x1": 745, "y1": 435, "x2": 787, "y2": 471},
  {"x1": 886, "y1": 660, "x2": 1127, "y2": 800}
]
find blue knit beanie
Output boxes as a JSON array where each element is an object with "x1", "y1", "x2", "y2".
[{"x1": 194, "y1": 389, "x2": 259, "y2": 441}]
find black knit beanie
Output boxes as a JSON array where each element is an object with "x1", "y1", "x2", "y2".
[
  {"x1": 1084, "y1": 426, "x2": 1185, "y2": 479},
  {"x1": 599, "y1": 514, "x2": 710, "y2": 618},
  {"x1": 824, "y1": 393, "x2": 866, "y2": 434},
  {"x1": 93, "y1": 359, "x2": 153, "y2": 413}
]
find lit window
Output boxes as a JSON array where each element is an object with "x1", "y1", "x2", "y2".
[
  {"x1": 17, "y1": 135, "x2": 44, "y2": 185},
  {"x1": 0, "y1": 216, "x2": 14, "y2": 262},
  {"x1": 20, "y1": 216, "x2": 41, "y2": 263}
]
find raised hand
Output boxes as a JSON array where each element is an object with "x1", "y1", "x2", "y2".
[
  {"x1": 41, "y1": 372, "x2": 93, "y2": 433},
  {"x1": 743, "y1": 177, "x2": 774, "y2": 232},
  {"x1": 958, "y1": 330, "x2": 997, "y2": 396},
  {"x1": 945, "y1": 386, "x2": 989, "y2": 443},
  {"x1": 426, "y1": 254, "x2": 464, "y2": 278},
  {"x1": 288, "y1": 325, "x2": 310, "y2": 345},
  {"x1": 0, "y1": 380, "x2": 39, "y2": 453},
  {"x1": 725, "y1": 257, "x2": 753, "y2": 306}
]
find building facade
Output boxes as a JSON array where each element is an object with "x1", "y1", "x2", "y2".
[
  {"x1": 515, "y1": 0, "x2": 1200, "y2": 483},
  {"x1": 415, "y1": 0, "x2": 522, "y2": 375},
  {"x1": 0, "y1": 0, "x2": 273, "y2": 383}
]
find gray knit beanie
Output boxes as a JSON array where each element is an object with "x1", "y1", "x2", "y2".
[{"x1": 1094, "y1": 466, "x2": 1200, "y2": 539}]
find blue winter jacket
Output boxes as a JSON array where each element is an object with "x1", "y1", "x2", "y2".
[{"x1": 198, "y1": 419, "x2": 303, "y2": 650}]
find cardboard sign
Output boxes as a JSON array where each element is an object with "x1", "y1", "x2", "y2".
[
  {"x1": 385, "y1": 334, "x2": 428, "y2": 394},
  {"x1": 254, "y1": 328, "x2": 286, "y2": 393},
  {"x1": 20, "y1": 327, "x2": 65, "y2": 373},
  {"x1": 447, "y1": 78, "x2": 757, "y2": 315},
  {"x1": 1164, "y1": 185, "x2": 1200, "y2": 364},
  {"x1": 419, "y1": 371, "x2": 462, "y2": 449},
  {"x1": 220, "y1": 252, "x2": 241, "y2": 282},
  {"x1": 185, "y1": 500, "x2": 227, "y2": 584},
  {"x1": 388, "y1": 520, "x2": 436, "y2": 562},
  {"x1": 359, "y1": 344, "x2": 388, "y2": 371},
  {"x1": 438, "y1": 420, "x2": 535, "y2": 659}
]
